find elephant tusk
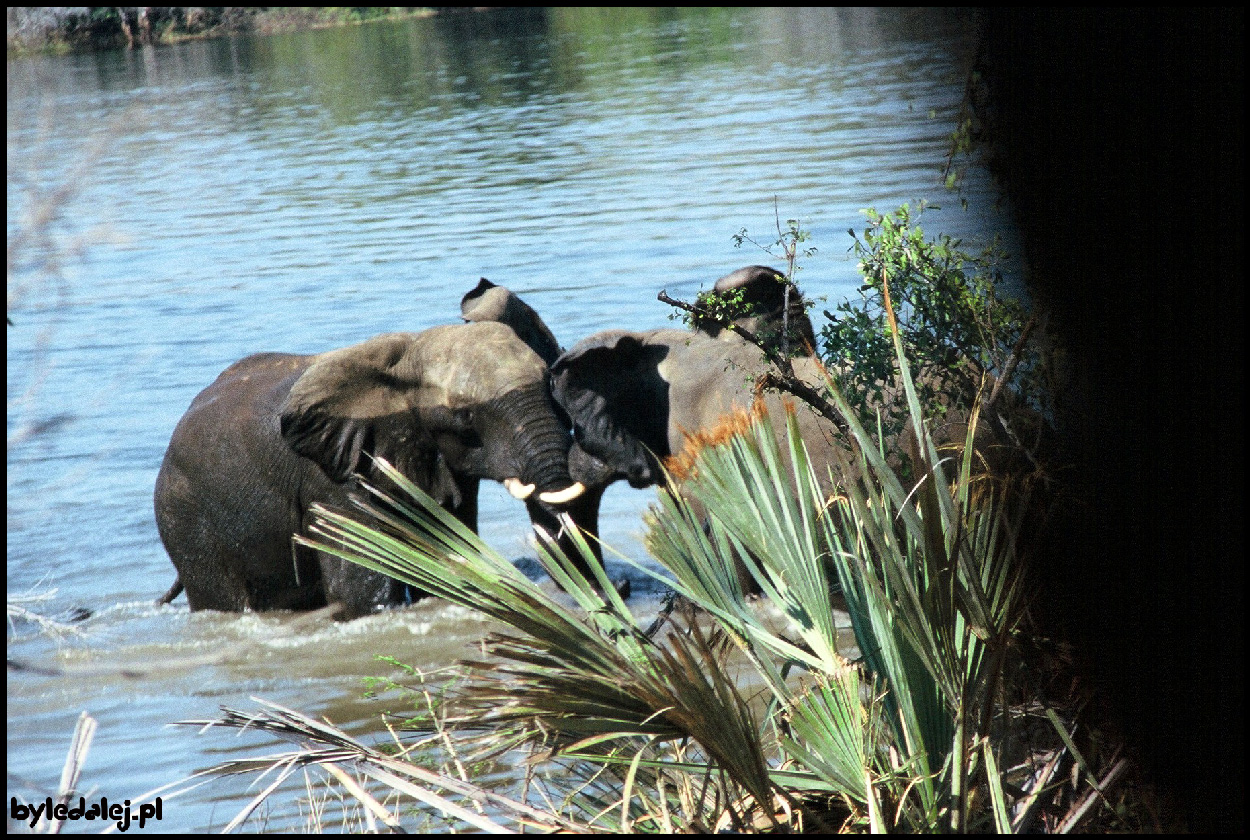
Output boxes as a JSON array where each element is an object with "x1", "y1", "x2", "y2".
[
  {"x1": 538, "y1": 482, "x2": 586, "y2": 505},
  {"x1": 504, "y1": 477, "x2": 535, "y2": 500}
]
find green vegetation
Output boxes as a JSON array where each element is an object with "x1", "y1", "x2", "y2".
[
  {"x1": 705, "y1": 203, "x2": 1044, "y2": 449},
  {"x1": 824, "y1": 202, "x2": 1044, "y2": 445},
  {"x1": 686, "y1": 206, "x2": 1050, "y2": 488},
  {"x1": 680, "y1": 213, "x2": 819, "y2": 358}
]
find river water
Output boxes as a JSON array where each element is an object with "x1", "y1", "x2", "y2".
[{"x1": 8, "y1": 8, "x2": 1011, "y2": 831}]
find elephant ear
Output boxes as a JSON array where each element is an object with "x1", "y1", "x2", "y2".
[
  {"x1": 550, "y1": 331, "x2": 670, "y2": 487},
  {"x1": 461, "y1": 278, "x2": 563, "y2": 365},
  {"x1": 279, "y1": 333, "x2": 432, "y2": 483},
  {"x1": 694, "y1": 265, "x2": 817, "y2": 354},
  {"x1": 713, "y1": 264, "x2": 786, "y2": 295}
]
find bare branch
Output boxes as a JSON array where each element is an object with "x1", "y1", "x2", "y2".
[{"x1": 985, "y1": 313, "x2": 1038, "y2": 413}]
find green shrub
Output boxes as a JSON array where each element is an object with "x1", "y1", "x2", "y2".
[{"x1": 822, "y1": 201, "x2": 1045, "y2": 444}]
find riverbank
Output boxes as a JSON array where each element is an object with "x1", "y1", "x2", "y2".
[{"x1": 6, "y1": 7, "x2": 439, "y2": 57}]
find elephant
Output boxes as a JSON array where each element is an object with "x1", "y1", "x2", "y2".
[
  {"x1": 550, "y1": 267, "x2": 1040, "y2": 591},
  {"x1": 540, "y1": 269, "x2": 832, "y2": 587},
  {"x1": 154, "y1": 320, "x2": 586, "y2": 619},
  {"x1": 549, "y1": 263, "x2": 1031, "y2": 584},
  {"x1": 549, "y1": 328, "x2": 850, "y2": 563}
]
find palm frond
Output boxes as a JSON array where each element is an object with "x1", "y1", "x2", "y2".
[{"x1": 301, "y1": 460, "x2": 780, "y2": 813}]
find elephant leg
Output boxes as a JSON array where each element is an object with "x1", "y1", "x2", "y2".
[
  {"x1": 245, "y1": 541, "x2": 327, "y2": 612},
  {"x1": 314, "y1": 489, "x2": 448, "y2": 619},
  {"x1": 446, "y1": 474, "x2": 480, "y2": 533},
  {"x1": 173, "y1": 531, "x2": 324, "y2": 613},
  {"x1": 175, "y1": 556, "x2": 251, "y2": 613},
  {"x1": 317, "y1": 550, "x2": 400, "y2": 620}
]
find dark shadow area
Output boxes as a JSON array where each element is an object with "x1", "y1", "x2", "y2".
[{"x1": 978, "y1": 9, "x2": 1243, "y2": 831}]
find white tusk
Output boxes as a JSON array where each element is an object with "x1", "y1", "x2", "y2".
[
  {"x1": 538, "y1": 482, "x2": 586, "y2": 505},
  {"x1": 504, "y1": 478, "x2": 535, "y2": 500}
]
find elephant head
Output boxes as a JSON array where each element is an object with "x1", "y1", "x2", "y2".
[
  {"x1": 456, "y1": 278, "x2": 630, "y2": 587},
  {"x1": 692, "y1": 265, "x2": 817, "y2": 354},
  {"x1": 154, "y1": 320, "x2": 584, "y2": 619},
  {"x1": 549, "y1": 329, "x2": 678, "y2": 490},
  {"x1": 552, "y1": 267, "x2": 823, "y2": 494},
  {"x1": 279, "y1": 323, "x2": 580, "y2": 504}
]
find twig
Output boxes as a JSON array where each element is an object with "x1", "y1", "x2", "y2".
[
  {"x1": 985, "y1": 314, "x2": 1038, "y2": 413},
  {"x1": 1009, "y1": 747, "x2": 1065, "y2": 833},
  {"x1": 658, "y1": 291, "x2": 776, "y2": 362},
  {"x1": 321, "y1": 764, "x2": 405, "y2": 833},
  {"x1": 49, "y1": 712, "x2": 97, "y2": 833},
  {"x1": 173, "y1": 698, "x2": 586, "y2": 833}
]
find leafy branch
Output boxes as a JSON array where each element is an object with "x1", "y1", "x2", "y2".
[
  {"x1": 731, "y1": 201, "x2": 817, "y2": 359},
  {"x1": 656, "y1": 289, "x2": 846, "y2": 435}
]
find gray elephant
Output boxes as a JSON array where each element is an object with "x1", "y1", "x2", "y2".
[
  {"x1": 544, "y1": 267, "x2": 844, "y2": 593},
  {"x1": 550, "y1": 267, "x2": 1031, "y2": 587},
  {"x1": 154, "y1": 320, "x2": 585, "y2": 619}
]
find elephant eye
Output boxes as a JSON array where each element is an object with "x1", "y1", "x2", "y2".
[
  {"x1": 422, "y1": 404, "x2": 477, "y2": 439},
  {"x1": 446, "y1": 407, "x2": 478, "y2": 445}
]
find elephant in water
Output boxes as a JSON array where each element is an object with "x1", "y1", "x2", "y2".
[
  {"x1": 543, "y1": 267, "x2": 845, "y2": 585},
  {"x1": 154, "y1": 320, "x2": 585, "y2": 619},
  {"x1": 549, "y1": 326, "x2": 848, "y2": 572}
]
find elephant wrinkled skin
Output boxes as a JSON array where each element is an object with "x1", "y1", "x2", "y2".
[{"x1": 154, "y1": 321, "x2": 583, "y2": 619}]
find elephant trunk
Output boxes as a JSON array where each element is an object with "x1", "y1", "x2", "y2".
[{"x1": 500, "y1": 383, "x2": 583, "y2": 506}]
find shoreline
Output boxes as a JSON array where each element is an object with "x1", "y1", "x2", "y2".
[{"x1": 6, "y1": 7, "x2": 443, "y2": 58}]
